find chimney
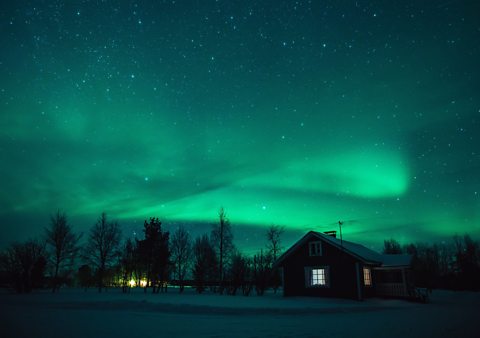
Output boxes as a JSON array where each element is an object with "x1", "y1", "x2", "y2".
[{"x1": 324, "y1": 230, "x2": 337, "y2": 238}]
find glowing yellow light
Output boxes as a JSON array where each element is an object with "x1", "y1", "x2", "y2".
[
  {"x1": 129, "y1": 279, "x2": 136, "y2": 287},
  {"x1": 140, "y1": 279, "x2": 147, "y2": 287}
]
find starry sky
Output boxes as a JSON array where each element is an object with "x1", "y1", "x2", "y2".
[{"x1": 1, "y1": 0, "x2": 479, "y2": 253}]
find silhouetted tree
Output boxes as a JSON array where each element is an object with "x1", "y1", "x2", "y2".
[
  {"x1": 132, "y1": 239, "x2": 143, "y2": 287},
  {"x1": 454, "y1": 234, "x2": 480, "y2": 290},
  {"x1": 192, "y1": 234, "x2": 218, "y2": 293},
  {"x1": 252, "y1": 249, "x2": 272, "y2": 296},
  {"x1": 153, "y1": 228, "x2": 170, "y2": 293},
  {"x1": 31, "y1": 254, "x2": 47, "y2": 289},
  {"x1": 211, "y1": 207, "x2": 234, "y2": 290},
  {"x1": 45, "y1": 211, "x2": 82, "y2": 292},
  {"x1": 266, "y1": 225, "x2": 284, "y2": 293},
  {"x1": 103, "y1": 266, "x2": 118, "y2": 288},
  {"x1": 171, "y1": 226, "x2": 192, "y2": 293},
  {"x1": 437, "y1": 241, "x2": 454, "y2": 276},
  {"x1": 138, "y1": 217, "x2": 170, "y2": 293},
  {"x1": 401, "y1": 236, "x2": 480, "y2": 290},
  {"x1": 77, "y1": 264, "x2": 93, "y2": 291},
  {"x1": 420, "y1": 243, "x2": 440, "y2": 288},
  {"x1": 228, "y1": 251, "x2": 251, "y2": 296},
  {"x1": 119, "y1": 239, "x2": 137, "y2": 293},
  {"x1": 266, "y1": 225, "x2": 284, "y2": 261},
  {"x1": 383, "y1": 238, "x2": 402, "y2": 254},
  {"x1": 0, "y1": 247, "x2": 20, "y2": 290},
  {"x1": 83, "y1": 212, "x2": 122, "y2": 292},
  {"x1": 0, "y1": 240, "x2": 46, "y2": 293}
]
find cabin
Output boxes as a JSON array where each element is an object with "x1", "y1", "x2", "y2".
[{"x1": 274, "y1": 231, "x2": 413, "y2": 300}]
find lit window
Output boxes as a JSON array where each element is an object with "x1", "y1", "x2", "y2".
[
  {"x1": 363, "y1": 267, "x2": 372, "y2": 286},
  {"x1": 312, "y1": 268, "x2": 326, "y2": 286},
  {"x1": 309, "y1": 241, "x2": 322, "y2": 256},
  {"x1": 305, "y1": 266, "x2": 329, "y2": 287}
]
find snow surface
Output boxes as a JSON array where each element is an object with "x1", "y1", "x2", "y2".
[{"x1": 0, "y1": 287, "x2": 478, "y2": 337}]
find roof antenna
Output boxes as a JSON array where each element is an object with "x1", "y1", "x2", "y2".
[{"x1": 338, "y1": 221, "x2": 344, "y2": 250}]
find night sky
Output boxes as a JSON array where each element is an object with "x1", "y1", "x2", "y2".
[{"x1": 1, "y1": 0, "x2": 479, "y2": 252}]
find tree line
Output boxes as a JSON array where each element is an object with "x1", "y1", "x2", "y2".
[
  {"x1": 0, "y1": 208, "x2": 286, "y2": 295},
  {"x1": 383, "y1": 235, "x2": 480, "y2": 291}
]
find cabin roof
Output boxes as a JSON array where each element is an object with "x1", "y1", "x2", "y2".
[
  {"x1": 275, "y1": 231, "x2": 411, "y2": 268},
  {"x1": 380, "y1": 254, "x2": 412, "y2": 267}
]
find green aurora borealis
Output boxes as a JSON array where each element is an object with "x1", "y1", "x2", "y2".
[{"x1": 1, "y1": 1, "x2": 479, "y2": 251}]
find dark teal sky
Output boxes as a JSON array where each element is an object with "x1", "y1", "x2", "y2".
[{"x1": 1, "y1": 0, "x2": 479, "y2": 252}]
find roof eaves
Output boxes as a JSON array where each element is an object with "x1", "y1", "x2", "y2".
[{"x1": 273, "y1": 231, "x2": 316, "y2": 267}]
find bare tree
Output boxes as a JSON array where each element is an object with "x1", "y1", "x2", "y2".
[
  {"x1": 0, "y1": 239, "x2": 46, "y2": 293},
  {"x1": 454, "y1": 234, "x2": 480, "y2": 290},
  {"x1": 192, "y1": 234, "x2": 217, "y2": 293},
  {"x1": 266, "y1": 225, "x2": 284, "y2": 261},
  {"x1": 252, "y1": 249, "x2": 272, "y2": 296},
  {"x1": 83, "y1": 212, "x2": 122, "y2": 292},
  {"x1": 211, "y1": 207, "x2": 234, "y2": 288},
  {"x1": 77, "y1": 264, "x2": 93, "y2": 291},
  {"x1": 228, "y1": 250, "x2": 251, "y2": 296},
  {"x1": 171, "y1": 226, "x2": 192, "y2": 293},
  {"x1": 266, "y1": 225, "x2": 284, "y2": 293},
  {"x1": 45, "y1": 211, "x2": 82, "y2": 292},
  {"x1": 119, "y1": 239, "x2": 137, "y2": 293}
]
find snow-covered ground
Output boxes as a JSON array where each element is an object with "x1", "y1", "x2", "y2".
[{"x1": 0, "y1": 287, "x2": 478, "y2": 337}]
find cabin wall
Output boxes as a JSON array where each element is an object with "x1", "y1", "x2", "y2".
[{"x1": 281, "y1": 238, "x2": 360, "y2": 299}]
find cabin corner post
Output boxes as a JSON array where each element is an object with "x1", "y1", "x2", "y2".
[
  {"x1": 355, "y1": 262, "x2": 363, "y2": 301},
  {"x1": 401, "y1": 268, "x2": 407, "y2": 297}
]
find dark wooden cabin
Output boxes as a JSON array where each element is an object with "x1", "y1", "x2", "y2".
[{"x1": 275, "y1": 231, "x2": 412, "y2": 300}]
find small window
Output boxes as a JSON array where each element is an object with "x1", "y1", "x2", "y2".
[
  {"x1": 363, "y1": 267, "x2": 372, "y2": 286},
  {"x1": 305, "y1": 266, "x2": 329, "y2": 287},
  {"x1": 312, "y1": 268, "x2": 326, "y2": 286},
  {"x1": 309, "y1": 241, "x2": 322, "y2": 256}
]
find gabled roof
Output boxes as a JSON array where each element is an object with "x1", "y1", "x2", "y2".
[{"x1": 274, "y1": 231, "x2": 411, "y2": 268}]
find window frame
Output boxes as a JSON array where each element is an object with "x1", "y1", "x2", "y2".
[
  {"x1": 363, "y1": 267, "x2": 372, "y2": 287},
  {"x1": 308, "y1": 241, "x2": 323, "y2": 256},
  {"x1": 305, "y1": 266, "x2": 330, "y2": 288}
]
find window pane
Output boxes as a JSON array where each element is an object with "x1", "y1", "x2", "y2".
[{"x1": 311, "y1": 268, "x2": 326, "y2": 285}]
